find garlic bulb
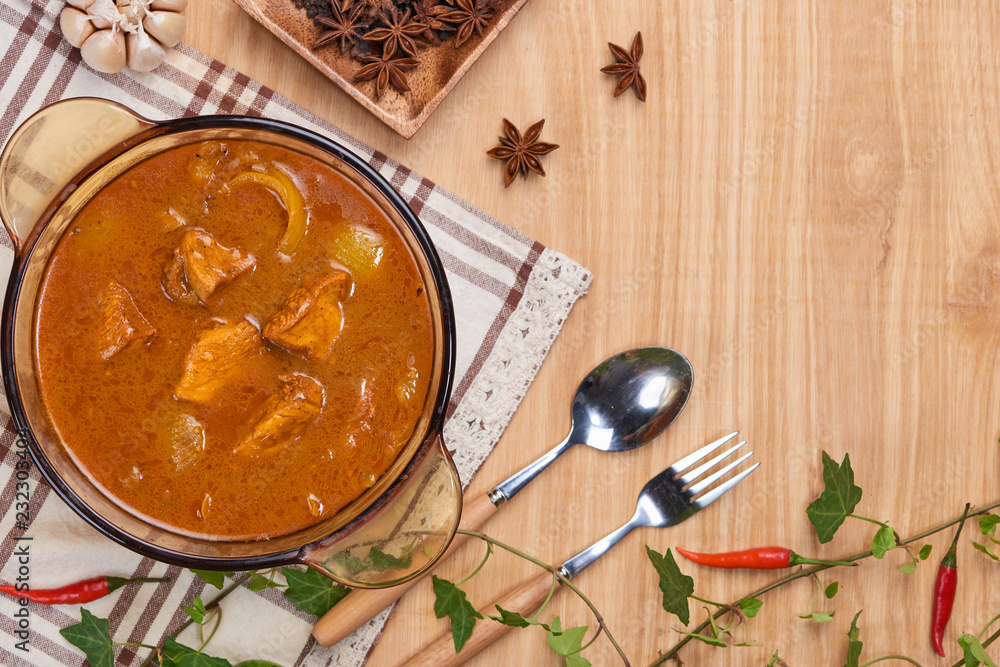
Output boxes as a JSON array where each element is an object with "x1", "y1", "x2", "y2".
[
  {"x1": 80, "y1": 27, "x2": 126, "y2": 73},
  {"x1": 60, "y1": 7, "x2": 96, "y2": 48},
  {"x1": 59, "y1": 0, "x2": 186, "y2": 75}
]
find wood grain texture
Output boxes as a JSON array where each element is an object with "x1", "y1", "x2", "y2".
[{"x1": 188, "y1": 1, "x2": 1000, "y2": 664}]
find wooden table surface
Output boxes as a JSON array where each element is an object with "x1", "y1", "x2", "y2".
[{"x1": 187, "y1": 2, "x2": 1000, "y2": 664}]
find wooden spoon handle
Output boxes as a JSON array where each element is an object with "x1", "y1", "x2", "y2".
[
  {"x1": 312, "y1": 491, "x2": 499, "y2": 647},
  {"x1": 404, "y1": 570, "x2": 554, "y2": 667}
]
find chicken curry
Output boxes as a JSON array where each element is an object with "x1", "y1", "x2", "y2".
[{"x1": 33, "y1": 140, "x2": 435, "y2": 541}]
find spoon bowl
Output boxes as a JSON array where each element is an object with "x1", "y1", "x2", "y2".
[{"x1": 489, "y1": 347, "x2": 693, "y2": 503}]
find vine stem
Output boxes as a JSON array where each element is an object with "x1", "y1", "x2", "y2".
[
  {"x1": 138, "y1": 573, "x2": 252, "y2": 667},
  {"x1": 977, "y1": 612, "x2": 1000, "y2": 642},
  {"x1": 860, "y1": 656, "x2": 924, "y2": 666},
  {"x1": 650, "y1": 499, "x2": 1000, "y2": 666},
  {"x1": 690, "y1": 594, "x2": 726, "y2": 608},
  {"x1": 851, "y1": 515, "x2": 889, "y2": 528},
  {"x1": 457, "y1": 529, "x2": 631, "y2": 667},
  {"x1": 531, "y1": 575, "x2": 559, "y2": 624},
  {"x1": 457, "y1": 541, "x2": 493, "y2": 587}
]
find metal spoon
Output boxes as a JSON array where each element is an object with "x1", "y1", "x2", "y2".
[
  {"x1": 488, "y1": 346, "x2": 694, "y2": 504},
  {"x1": 312, "y1": 346, "x2": 693, "y2": 646}
]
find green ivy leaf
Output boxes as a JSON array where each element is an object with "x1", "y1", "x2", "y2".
[
  {"x1": 898, "y1": 559, "x2": 917, "y2": 574},
  {"x1": 800, "y1": 611, "x2": 835, "y2": 623},
  {"x1": 330, "y1": 551, "x2": 368, "y2": 574},
  {"x1": 488, "y1": 604, "x2": 549, "y2": 630},
  {"x1": 980, "y1": 514, "x2": 1000, "y2": 536},
  {"x1": 973, "y1": 542, "x2": 1000, "y2": 561},
  {"x1": 326, "y1": 547, "x2": 413, "y2": 575},
  {"x1": 870, "y1": 524, "x2": 896, "y2": 559},
  {"x1": 432, "y1": 575, "x2": 483, "y2": 653},
  {"x1": 281, "y1": 567, "x2": 350, "y2": 617},
  {"x1": 677, "y1": 629, "x2": 727, "y2": 647},
  {"x1": 247, "y1": 573, "x2": 282, "y2": 592},
  {"x1": 919, "y1": 544, "x2": 933, "y2": 560},
  {"x1": 824, "y1": 582, "x2": 840, "y2": 599},
  {"x1": 844, "y1": 610, "x2": 863, "y2": 667},
  {"x1": 547, "y1": 617, "x2": 590, "y2": 665},
  {"x1": 159, "y1": 638, "x2": 232, "y2": 667},
  {"x1": 59, "y1": 608, "x2": 114, "y2": 667},
  {"x1": 766, "y1": 651, "x2": 788, "y2": 667},
  {"x1": 368, "y1": 546, "x2": 412, "y2": 571},
  {"x1": 705, "y1": 608, "x2": 728, "y2": 640},
  {"x1": 958, "y1": 633, "x2": 1000, "y2": 667},
  {"x1": 184, "y1": 597, "x2": 208, "y2": 624},
  {"x1": 646, "y1": 546, "x2": 694, "y2": 625},
  {"x1": 806, "y1": 452, "x2": 863, "y2": 543},
  {"x1": 189, "y1": 570, "x2": 232, "y2": 590},
  {"x1": 958, "y1": 633, "x2": 983, "y2": 667},
  {"x1": 738, "y1": 597, "x2": 763, "y2": 618}
]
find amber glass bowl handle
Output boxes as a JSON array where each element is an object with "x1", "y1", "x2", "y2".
[
  {"x1": 0, "y1": 98, "x2": 151, "y2": 253},
  {"x1": 298, "y1": 435, "x2": 463, "y2": 588}
]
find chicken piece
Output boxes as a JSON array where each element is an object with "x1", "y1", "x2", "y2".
[
  {"x1": 175, "y1": 320, "x2": 263, "y2": 404},
  {"x1": 263, "y1": 270, "x2": 348, "y2": 360},
  {"x1": 235, "y1": 374, "x2": 324, "y2": 457},
  {"x1": 162, "y1": 251, "x2": 199, "y2": 305},
  {"x1": 166, "y1": 413, "x2": 206, "y2": 473},
  {"x1": 161, "y1": 228, "x2": 255, "y2": 305},
  {"x1": 98, "y1": 281, "x2": 156, "y2": 360}
]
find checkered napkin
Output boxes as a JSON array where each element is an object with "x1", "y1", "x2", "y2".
[{"x1": 0, "y1": 1, "x2": 592, "y2": 665}]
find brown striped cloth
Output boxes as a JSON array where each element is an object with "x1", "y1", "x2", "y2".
[{"x1": 0, "y1": 1, "x2": 592, "y2": 665}]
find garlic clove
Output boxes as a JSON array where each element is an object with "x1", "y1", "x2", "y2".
[
  {"x1": 142, "y1": 10, "x2": 186, "y2": 48},
  {"x1": 86, "y1": 0, "x2": 118, "y2": 30},
  {"x1": 126, "y1": 30, "x2": 167, "y2": 72},
  {"x1": 80, "y1": 28, "x2": 127, "y2": 74},
  {"x1": 60, "y1": 7, "x2": 96, "y2": 49},
  {"x1": 66, "y1": 0, "x2": 96, "y2": 10},
  {"x1": 117, "y1": 0, "x2": 145, "y2": 28},
  {"x1": 150, "y1": 0, "x2": 188, "y2": 11}
]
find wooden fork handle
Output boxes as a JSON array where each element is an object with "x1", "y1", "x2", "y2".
[
  {"x1": 312, "y1": 491, "x2": 499, "y2": 647},
  {"x1": 404, "y1": 570, "x2": 554, "y2": 667}
]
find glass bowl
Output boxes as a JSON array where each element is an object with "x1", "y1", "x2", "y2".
[{"x1": 0, "y1": 98, "x2": 462, "y2": 588}]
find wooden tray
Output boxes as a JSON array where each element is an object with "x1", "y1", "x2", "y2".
[{"x1": 233, "y1": 0, "x2": 530, "y2": 138}]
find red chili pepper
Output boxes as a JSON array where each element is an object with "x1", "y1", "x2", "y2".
[
  {"x1": 931, "y1": 504, "x2": 970, "y2": 657},
  {"x1": 675, "y1": 546, "x2": 856, "y2": 570},
  {"x1": 0, "y1": 576, "x2": 168, "y2": 605}
]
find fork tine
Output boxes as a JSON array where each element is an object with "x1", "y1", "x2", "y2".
[
  {"x1": 677, "y1": 440, "x2": 747, "y2": 485},
  {"x1": 688, "y1": 450, "x2": 755, "y2": 496},
  {"x1": 668, "y1": 431, "x2": 739, "y2": 475},
  {"x1": 693, "y1": 461, "x2": 760, "y2": 509}
]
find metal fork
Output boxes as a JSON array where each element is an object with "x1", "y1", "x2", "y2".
[
  {"x1": 560, "y1": 431, "x2": 757, "y2": 578},
  {"x1": 404, "y1": 432, "x2": 759, "y2": 667}
]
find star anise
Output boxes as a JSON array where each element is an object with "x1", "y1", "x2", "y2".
[
  {"x1": 357, "y1": 0, "x2": 394, "y2": 18},
  {"x1": 440, "y1": 0, "x2": 494, "y2": 48},
  {"x1": 313, "y1": 0, "x2": 370, "y2": 52},
  {"x1": 411, "y1": 0, "x2": 451, "y2": 44},
  {"x1": 354, "y1": 46, "x2": 419, "y2": 98},
  {"x1": 486, "y1": 119, "x2": 559, "y2": 188},
  {"x1": 600, "y1": 31, "x2": 646, "y2": 102},
  {"x1": 363, "y1": 8, "x2": 428, "y2": 57}
]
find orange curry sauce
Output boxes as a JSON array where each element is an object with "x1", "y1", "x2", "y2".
[{"x1": 33, "y1": 140, "x2": 434, "y2": 541}]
